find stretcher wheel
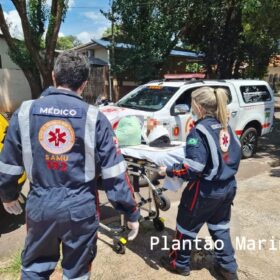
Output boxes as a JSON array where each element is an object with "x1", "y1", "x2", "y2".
[
  {"x1": 153, "y1": 217, "x2": 165, "y2": 232},
  {"x1": 156, "y1": 194, "x2": 170, "y2": 211},
  {"x1": 113, "y1": 237, "x2": 126, "y2": 254}
]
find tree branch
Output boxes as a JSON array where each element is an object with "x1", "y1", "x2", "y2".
[
  {"x1": 10, "y1": 0, "x2": 46, "y2": 78},
  {"x1": 0, "y1": 4, "x2": 17, "y2": 52},
  {"x1": 45, "y1": 0, "x2": 65, "y2": 66}
]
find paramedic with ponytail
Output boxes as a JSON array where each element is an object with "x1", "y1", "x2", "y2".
[{"x1": 159, "y1": 87, "x2": 241, "y2": 280}]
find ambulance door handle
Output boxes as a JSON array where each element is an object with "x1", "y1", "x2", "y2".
[{"x1": 231, "y1": 111, "x2": 237, "y2": 118}]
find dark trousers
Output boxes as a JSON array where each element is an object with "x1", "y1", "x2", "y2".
[
  {"x1": 21, "y1": 198, "x2": 98, "y2": 280},
  {"x1": 169, "y1": 181, "x2": 237, "y2": 273}
]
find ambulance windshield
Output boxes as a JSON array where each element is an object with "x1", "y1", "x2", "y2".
[{"x1": 117, "y1": 86, "x2": 179, "y2": 112}]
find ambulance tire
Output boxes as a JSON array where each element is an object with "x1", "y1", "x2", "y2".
[{"x1": 240, "y1": 127, "x2": 258, "y2": 159}]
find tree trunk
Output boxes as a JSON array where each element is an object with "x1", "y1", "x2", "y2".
[
  {"x1": 23, "y1": 70, "x2": 43, "y2": 99},
  {"x1": 41, "y1": 67, "x2": 53, "y2": 90}
]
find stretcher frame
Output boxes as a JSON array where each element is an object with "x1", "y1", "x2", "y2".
[{"x1": 98, "y1": 155, "x2": 170, "y2": 254}]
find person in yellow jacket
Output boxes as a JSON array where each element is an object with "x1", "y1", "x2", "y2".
[{"x1": 0, "y1": 113, "x2": 26, "y2": 235}]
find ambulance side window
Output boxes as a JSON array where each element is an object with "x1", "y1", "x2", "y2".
[
  {"x1": 175, "y1": 86, "x2": 232, "y2": 106},
  {"x1": 175, "y1": 88, "x2": 193, "y2": 107},
  {"x1": 240, "y1": 85, "x2": 271, "y2": 103}
]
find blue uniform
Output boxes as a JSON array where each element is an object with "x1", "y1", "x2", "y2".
[
  {"x1": 166, "y1": 116, "x2": 241, "y2": 274},
  {"x1": 0, "y1": 87, "x2": 139, "y2": 280}
]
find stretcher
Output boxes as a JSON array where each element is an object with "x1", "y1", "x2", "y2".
[{"x1": 98, "y1": 142, "x2": 185, "y2": 253}]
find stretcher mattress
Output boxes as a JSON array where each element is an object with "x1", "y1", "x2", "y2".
[{"x1": 121, "y1": 142, "x2": 185, "y2": 191}]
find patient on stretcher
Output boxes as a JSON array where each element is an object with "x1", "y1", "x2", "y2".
[{"x1": 114, "y1": 115, "x2": 186, "y2": 192}]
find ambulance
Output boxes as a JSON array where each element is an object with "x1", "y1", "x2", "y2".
[{"x1": 101, "y1": 79, "x2": 274, "y2": 158}]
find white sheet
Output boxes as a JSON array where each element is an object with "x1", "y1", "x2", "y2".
[{"x1": 121, "y1": 142, "x2": 185, "y2": 191}]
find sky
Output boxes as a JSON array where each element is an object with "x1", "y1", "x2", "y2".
[{"x1": 1, "y1": 0, "x2": 111, "y2": 44}]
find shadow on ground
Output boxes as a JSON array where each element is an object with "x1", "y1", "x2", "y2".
[{"x1": 98, "y1": 215, "x2": 228, "y2": 279}]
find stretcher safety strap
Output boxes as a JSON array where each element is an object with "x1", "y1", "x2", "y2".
[
  {"x1": 208, "y1": 222, "x2": 230, "y2": 231},
  {"x1": 183, "y1": 158, "x2": 205, "y2": 172},
  {"x1": 62, "y1": 272, "x2": 90, "y2": 280},
  {"x1": 176, "y1": 223, "x2": 198, "y2": 239},
  {"x1": 22, "y1": 261, "x2": 57, "y2": 272},
  {"x1": 196, "y1": 124, "x2": 219, "y2": 180},
  {"x1": 84, "y1": 105, "x2": 98, "y2": 182},
  {"x1": 102, "y1": 161, "x2": 127, "y2": 179},
  {"x1": 18, "y1": 100, "x2": 34, "y2": 182},
  {"x1": 0, "y1": 161, "x2": 24, "y2": 175}
]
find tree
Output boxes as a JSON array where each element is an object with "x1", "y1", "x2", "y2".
[
  {"x1": 103, "y1": 0, "x2": 189, "y2": 83},
  {"x1": 179, "y1": 0, "x2": 243, "y2": 79},
  {"x1": 56, "y1": 35, "x2": 81, "y2": 50},
  {"x1": 180, "y1": 0, "x2": 280, "y2": 79},
  {"x1": 240, "y1": 0, "x2": 280, "y2": 78},
  {"x1": 0, "y1": 0, "x2": 69, "y2": 99}
]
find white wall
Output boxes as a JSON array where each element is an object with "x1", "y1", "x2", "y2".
[
  {"x1": 0, "y1": 37, "x2": 32, "y2": 112},
  {"x1": 94, "y1": 48, "x2": 109, "y2": 63},
  {"x1": 0, "y1": 37, "x2": 21, "y2": 69},
  {"x1": 0, "y1": 69, "x2": 31, "y2": 112}
]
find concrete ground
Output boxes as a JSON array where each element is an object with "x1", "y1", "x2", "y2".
[{"x1": 1, "y1": 112, "x2": 280, "y2": 280}]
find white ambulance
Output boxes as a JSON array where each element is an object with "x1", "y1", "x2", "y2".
[{"x1": 101, "y1": 79, "x2": 274, "y2": 158}]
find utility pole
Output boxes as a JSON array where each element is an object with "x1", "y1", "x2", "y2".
[{"x1": 108, "y1": 0, "x2": 116, "y2": 102}]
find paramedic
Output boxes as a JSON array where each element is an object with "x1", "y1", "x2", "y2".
[
  {"x1": 0, "y1": 50, "x2": 139, "y2": 280},
  {"x1": 159, "y1": 87, "x2": 241, "y2": 280}
]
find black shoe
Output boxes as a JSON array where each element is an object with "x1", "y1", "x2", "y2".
[
  {"x1": 160, "y1": 256, "x2": 190, "y2": 276},
  {"x1": 214, "y1": 263, "x2": 238, "y2": 280}
]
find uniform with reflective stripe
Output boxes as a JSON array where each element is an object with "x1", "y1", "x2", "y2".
[
  {"x1": 0, "y1": 111, "x2": 25, "y2": 202},
  {"x1": 166, "y1": 117, "x2": 241, "y2": 275},
  {"x1": 0, "y1": 87, "x2": 139, "y2": 280}
]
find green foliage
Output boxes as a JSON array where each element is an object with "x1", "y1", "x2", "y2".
[
  {"x1": 104, "y1": 0, "x2": 188, "y2": 82},
  {"x1": 109, "y1": 0, "x2": 280, "y2": 80},
  {"x1": 241, "y1": 0, "x2": 280, "y2": 78},
  {"x1": 4, "y1": 0, "x2": 70, "y2": 98},
  {"x1": 186, "y1": 63, "x2": 204, "y2": 73},
  {"x1": 180, "y1": 0, "x2": 243, "y2": 78},
  {"x1": 102, "y1": 25, "x2": 123, "y2": 38},
  {"x1": 28, "y1": 0, "x2": 47, "y2": 48},
  {"x1": 180, "y1": 0, "x2": 280, "y2": 79},
  {"x1": 56, "y1": 35, "x2": 81, "y2": 50}
]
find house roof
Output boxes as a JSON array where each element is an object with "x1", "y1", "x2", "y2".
[
  {"x1": 73, "y1": 38, "x2": 204, "y2": 59},
  {"x1": 88, "y1": 56, "x2": 108, "y2": 66}
]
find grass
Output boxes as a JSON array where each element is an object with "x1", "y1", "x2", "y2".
[
  {"x1": 0, "y1": 251, "x2": 21, "y2": 280},
  {"x1": 0, "y1": 247, "x2": 64, "y2": 280}
]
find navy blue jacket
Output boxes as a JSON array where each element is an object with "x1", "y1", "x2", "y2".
[
  {"x1": 0, "y1": 87, "x2": 139, "y2": 222},
  {"x1": 167, "y1": 117, "x2": 241, "y2": 197}
]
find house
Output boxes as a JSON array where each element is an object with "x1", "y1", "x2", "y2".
[
  {"x1": 0, "y1": 34, "x2": 32, "y2": 113},
  {"x1": 73, "y1": 39, "x2": 204, "y2": 102}
]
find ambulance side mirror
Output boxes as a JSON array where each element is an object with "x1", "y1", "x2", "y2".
[{"x1": 171, "y1": 104, "x2": 190, "y2": 116}]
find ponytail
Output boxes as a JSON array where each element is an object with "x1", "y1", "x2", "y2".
[{"x1": 214, "y1": 88, "x2": 228, "y2": 129}]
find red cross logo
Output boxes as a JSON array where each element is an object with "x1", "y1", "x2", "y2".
[
  {"x1": 223, "y1": 135, "x2": 229, "y2": 145},
  {"x1": 48, "y1": 128, "x2": 66, "y2": 147}
]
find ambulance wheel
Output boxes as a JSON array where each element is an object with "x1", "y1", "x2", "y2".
[
  {"x1": 153, "y1": 217, "x2": 165, "y2": 232},
  {"x1": 113, "y1": 239, "x2": 126, "y2": 254},
  {"x1": 156, "y1": 195, "x2": 170, "y2": 211},
  {"x1": 240, "y1": 127, "x2": 258, "y2": 158}
]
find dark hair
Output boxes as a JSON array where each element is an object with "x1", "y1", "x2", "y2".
[{"x1": 53, "y1": 50, "x2": 90, "y2": 91}]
